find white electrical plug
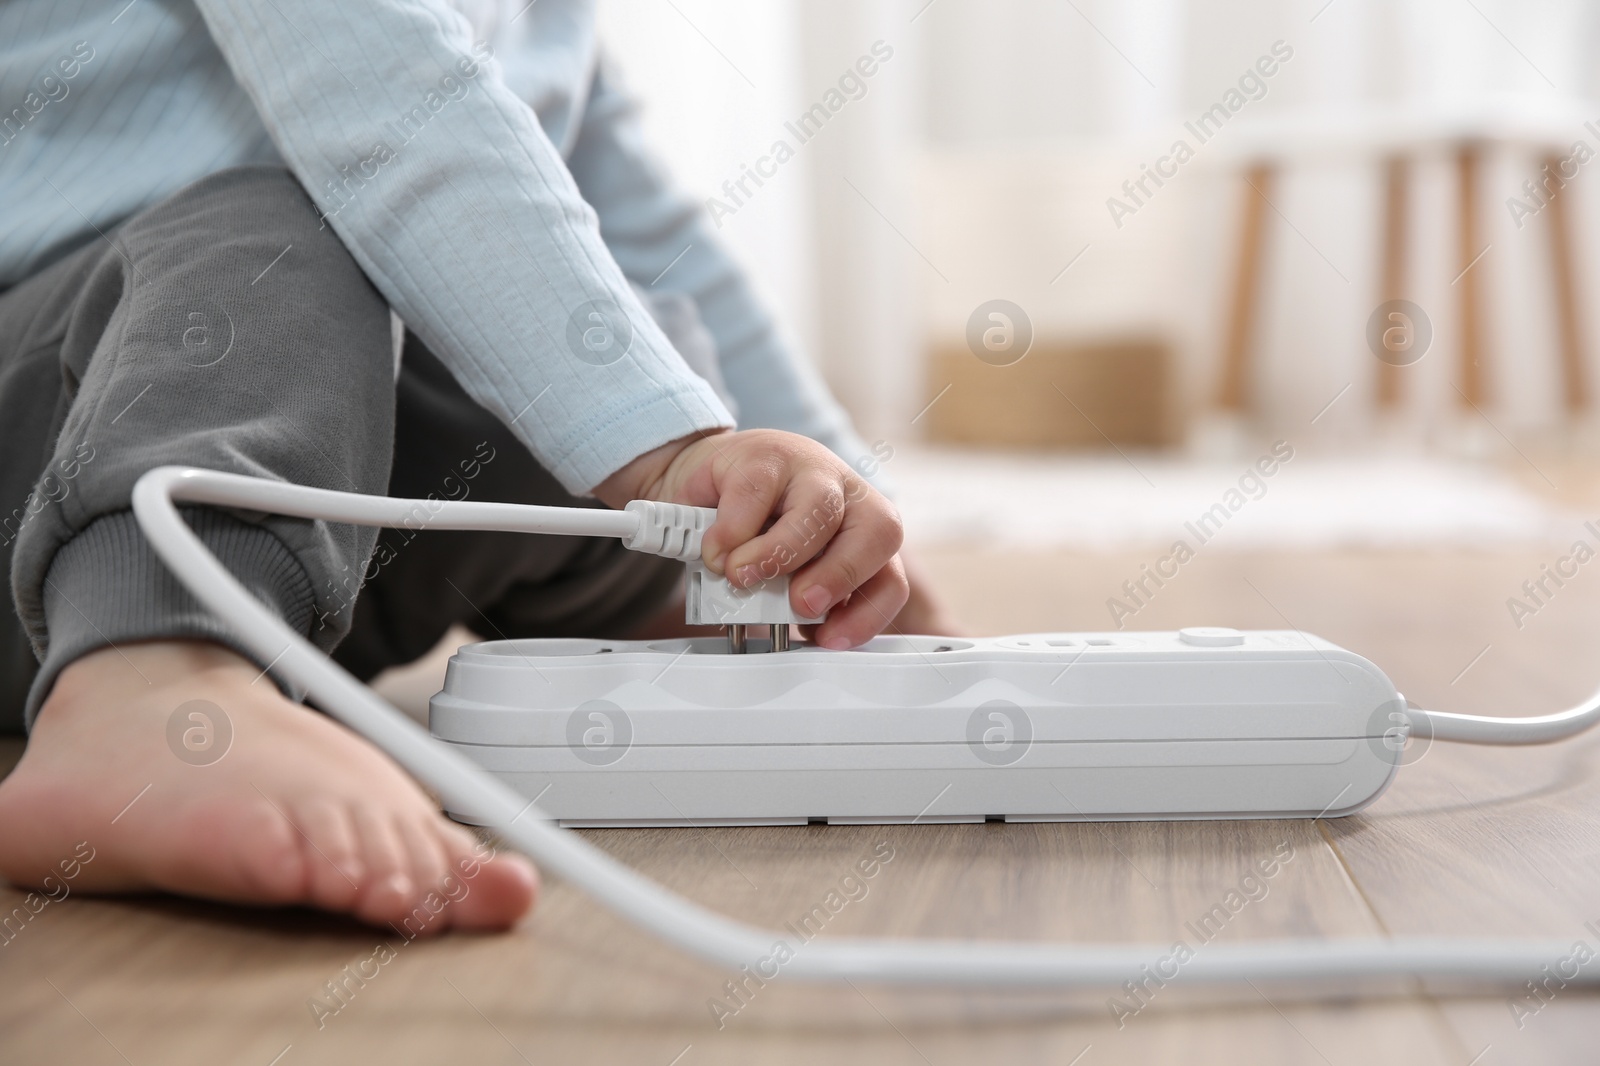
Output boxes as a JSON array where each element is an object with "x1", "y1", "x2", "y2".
[
  {"x1": 624, "y1": 499, "x2": 823, "y2": 648},
  {"x1": 622, "y1": 499, "x2": 715, "y2": 560},
  {"x1": 683, "y1": 561, "x2": 825, "y2": 627}
]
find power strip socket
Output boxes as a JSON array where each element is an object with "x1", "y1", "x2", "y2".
[{"x1": 430, "y1": 628, "x2": 1405, "y2": 827}]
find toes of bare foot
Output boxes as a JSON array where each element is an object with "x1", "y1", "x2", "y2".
[
  {"x1": 0, "y1": 641, "x2": 539, "y2": 934},
  {"x1": 431, "y1": 823, "x2": 539, "y2": 933}
]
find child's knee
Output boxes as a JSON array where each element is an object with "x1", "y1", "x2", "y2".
[
  {"x1": 112, "y1": 164, "x2": 392, "y2": 378},
  {"x1": 127, "y1": 165, "x2": 371, "y2": 288}
]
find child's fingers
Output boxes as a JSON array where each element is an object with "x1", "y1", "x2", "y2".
[
  {"x1": 699, "y1": 454, "x2": 784, "y2": 575},
  {"x1": 719, "y1": 464, "x2": 847, "y2": 586},
  {"x1": 785, "y1": 489, "x2": 903, "y2": 620},
  {"x1": 806, "y1": 556, "x2": 910, "y2": 649}
]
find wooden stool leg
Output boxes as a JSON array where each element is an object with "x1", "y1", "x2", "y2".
[
  {"x1": 1376, "y1": 156, "x2": 1410, "y2": 410},
  {"x1": 1455, "y1": 144, "x2": 1490, "y2": 409},
  {"x1": 1543, "y1": 152, "x2": 1589, "y2": 416},
  {"x1": 1216, "y1": 163, "x2": 1274, "y2": 412}
]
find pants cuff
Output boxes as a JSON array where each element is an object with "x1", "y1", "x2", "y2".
[{"x1": 26, "y1": 509, "x2": 316, "y2": 727}]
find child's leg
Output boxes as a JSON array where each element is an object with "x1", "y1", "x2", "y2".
[{"x1": 0, "y1": 167, "x2": 535, "y2": 929}]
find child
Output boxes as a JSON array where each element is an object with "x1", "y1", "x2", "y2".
[{"x1": 0, "y1": 0, "x2": 956, "y2": 932}]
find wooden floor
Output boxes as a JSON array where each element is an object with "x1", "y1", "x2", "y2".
[{"x1": 4, "y1": 543, "x2": 1600, "y2": 1064}]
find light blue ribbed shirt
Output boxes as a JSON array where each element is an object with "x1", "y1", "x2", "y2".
[{"x1": 0, "y1": 0, "x2": 877, "y2": 495}]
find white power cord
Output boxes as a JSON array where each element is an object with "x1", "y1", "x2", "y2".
[
  {"x1": 1416, "y1": 702, "x2": 1600, "y2": 745},
  {"x1": 129, "y1": 466, "x2": 1600, "y2": 989}
]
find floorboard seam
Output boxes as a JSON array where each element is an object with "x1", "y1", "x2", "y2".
[{"x1": 1315, "y1": 818, "x2": 1477, "y2": 1063}]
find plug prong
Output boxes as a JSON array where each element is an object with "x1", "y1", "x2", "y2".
[
  {"x1": 770, "y1": 624, "x2": 790, "y2": 652},
  {"x1": 728, "y1": 624, "x2": 747, "y2": 654}
]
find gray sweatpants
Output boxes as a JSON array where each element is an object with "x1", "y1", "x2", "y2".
[{"x1": 0, "y1": 166, "x2": 684, "y2": 734}]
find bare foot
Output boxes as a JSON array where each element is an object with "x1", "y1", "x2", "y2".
[{"x1": 0, "y1": 640, "x2": 537, "y2": 933}]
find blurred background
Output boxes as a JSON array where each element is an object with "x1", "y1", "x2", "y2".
[{"x1": 600, "y1": 0, "x2": 1600, "y2": 428}]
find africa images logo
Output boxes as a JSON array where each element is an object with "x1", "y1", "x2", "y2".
[
  {"x1": 966, "y1": 699, "x2": 1033, "y2": 766},
  {"x1": 566, "y1": 699, "x2": 632, "y2": 766}
]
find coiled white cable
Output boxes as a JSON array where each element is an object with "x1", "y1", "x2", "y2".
[{"x1": 129, "y1": 466, "x2": 1599, "y2": 989}]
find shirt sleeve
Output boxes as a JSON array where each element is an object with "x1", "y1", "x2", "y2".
[
  {"x1": 191, "y1": 0, "x2": 734, "y2": 495},
  {"x1": 562, "y1": 55, "x2": 893, "y2": 494}
]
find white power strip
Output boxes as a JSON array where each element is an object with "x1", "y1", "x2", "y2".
[{"x1": 430, "y1": 628, "x2": 1405, "y2": 827}]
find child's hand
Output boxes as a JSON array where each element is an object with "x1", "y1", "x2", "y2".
[{"x1": 594, "y1": 429, "x2": 907, "y2": 649}]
